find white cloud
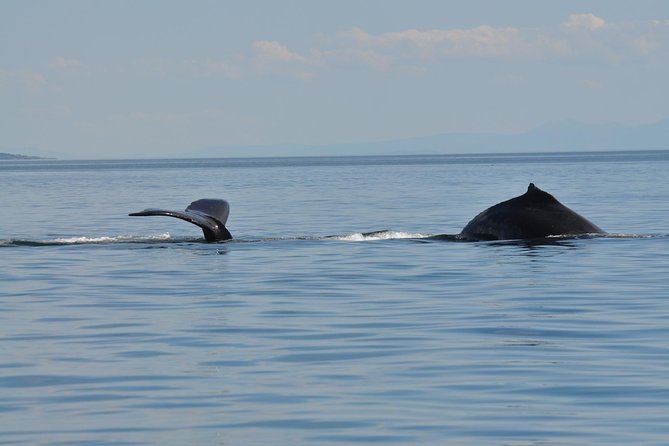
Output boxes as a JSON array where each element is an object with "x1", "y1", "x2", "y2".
[
  {"x1": 651, "y1": 19, "x2": 669, "y2": 27},
  {"x1": 250, "y1": 40, "x2": 315, "y2": 80},
  {"x1": 50, "y1": 56, "x2": 107, "y2": 76},
  {"x1": 129, "y1": 109, "x2": 228, "y2": 124},
  {"x1": 632, "y1": 36, "x2": 657, "y2": 54},
  {"x1": 342, "y1": 25, "x2": 521, "y2": 57},
  {"x1": 183, "y1": 45, "x2": 313, "y2": 81},
  {"x1": 200, "y1": 14, "x2": 668, "y2": 79},
  {"x1": 0, "y1": 69, "x2": 47, "y2": 92},
  {"x1": 340, "y1": 24, "x2": 575, "y2": 61},
  {"x1": 331, "y1": 13, "x2": 669, "y2": 67},
  {"x1": 22, "y1": 72, "x2": 47, "y2": 92},
  {"x1": 629, "y1": 19, "x2": 669, "y2": 56},
  {"x1": 51, "y1": 57, "x2": 85, "y2": 69},
  {"x1": 253, "y1": 40, "x2": 306, "y2": 62},
  {"x1": 351, "y1": 27, "x2": 557, "y2": 65},
  {"x1": 35, "y1": 13, "x2": 664, "y2": 85},
  {"x1": 562, "y1": 13, "x2": 606, "y2": 31},
  {"x1": 318, "y1": 48, "x2": 392, "y2": 70}
]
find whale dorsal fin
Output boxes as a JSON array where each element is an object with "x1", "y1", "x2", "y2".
[
  {"x1": 524, "y1": 183, "x2": 559, "y2": 204},
  {"x1": 459, "y1": 183, "x2": 604, "y2": 240}
]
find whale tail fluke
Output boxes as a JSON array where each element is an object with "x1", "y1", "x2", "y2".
[{"x1": 129, "y1": 199, "x2": 232, "y2": 242}]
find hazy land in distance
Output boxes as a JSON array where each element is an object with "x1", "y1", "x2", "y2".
[{"x1": 3, "y1": 118, "x2": 668, "y2": 160}]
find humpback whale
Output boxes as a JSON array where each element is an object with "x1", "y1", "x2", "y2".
[
  {"x1": 459, "y1": 183, "x2": 604, "y2": 241},
  {"x1": 128, "y1": 184, "x2": 603, "y2": 243},
  {"x1": 129, "y1": 198, "x2": 233, "y2": 242}
]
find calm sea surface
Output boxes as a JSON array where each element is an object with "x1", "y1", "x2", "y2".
[{"x1": 1, "y1": 152, "x2": 668, "y2": 445}]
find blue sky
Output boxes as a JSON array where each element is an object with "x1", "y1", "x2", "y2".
[{"x1": 1, "y1": 1, "x2": 668, "y2": 158}]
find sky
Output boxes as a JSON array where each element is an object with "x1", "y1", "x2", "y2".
[{"x1": 1, "y1": 0, "x2": 668, "y2": 159}]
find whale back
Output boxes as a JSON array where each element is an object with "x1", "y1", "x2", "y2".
[{"x1": 459, "y1": 183, "x2": 603, "y2": 241}]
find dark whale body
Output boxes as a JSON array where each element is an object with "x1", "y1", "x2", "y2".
[
  {"x1": 129, "y1": 199, "x2": 232, "y2": 242},
  {"x1": 459, "y1": 183, "x2": 604, "y2": 241}
]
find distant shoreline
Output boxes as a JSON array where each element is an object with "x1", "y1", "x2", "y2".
[
  {"x1": 1, "y1": 149, "x2": 665, "y2": 167},
  {"x1": 0, "y1": 152, "x2": 52, "y2": 160}
]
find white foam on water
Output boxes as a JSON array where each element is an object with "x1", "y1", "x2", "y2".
[
  {"x1": 603, "y1": 233, "x2": 659, "y2": 239},
  {"x1": 50, "y1": 232, "x2": 173, "y2": 244},
  {"x1": 335, "y1": 231, "x2": 430, "y2": 241}
]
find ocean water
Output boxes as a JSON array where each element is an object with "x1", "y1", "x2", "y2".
[{"x1": 1, "y1": 151, "x2": 668, "y2": 446}]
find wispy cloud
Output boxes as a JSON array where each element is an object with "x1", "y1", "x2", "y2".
[
  {"x1": 22, "y1": 72, "x2": 47, "y2": 91},
  {"x1": 205, "y1": 13, "x2": 667, "y2": 78},
  {"x1": 562, "y1": 13, "x2": 607, "y2": 31},
  {"x1": 321, "y1": 13, "x2": 668, "y2": 69},
  {"x1": 252, "y1": 40, "x2": 306, "y2": 63},
  {"x1": 250, "y1": 40, "x2": 314, "y2": 80},
  {"x1": 50, "y1": 56, "x2": 85, "y2": 70},
  {"x1": 313, "y1": 48, "x2": 393, "y2": 70},
  {"x1": 128, "y1": 108, "x2": 229, "y2": 124},
  {"x1": 49, "y1": 56, "x2": 108, "y2": 75},
  {"x1": 340, "y1": 25, "x2": 523, "y2": 58},
  {"x1": 201, "y1": 58, "x2": 243, "y2": 80},
  {"x1": 0, "y1": 69, "x2": 47, "y2": 92},
  {"x1": 29, "y1": 14, "x2": 669, "y2": 84},
  {"x1": 190, "y1": 41, "x2": 313, "y2": 80}
]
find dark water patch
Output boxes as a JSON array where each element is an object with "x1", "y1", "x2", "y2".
[
  {"x1": 0, "y1": 426, "x2": 173, "y2": 435},
  {"x1": 41, "y1": 393, "x2": 137, "y2": 404},
  {"x1": 457, "y1": 325, "x2": 621, "y2": 340},
  {"x1": 200, "y1": 360, "x2": 256, "y2": 367},
  {"x1": 307, "y1": 433, "x2": 416, "y2": 443},
  {"x1": 81, "y1": 323, "x2": 147, "y2": 330},
  {"x1": 35, "y1": 317, "x2": 88, "y2": 323},
  {"x1": 0, "y1": 362, "x2": 33, "y2": 369},
  {"x1": 116, "y1": 350, "x2": 175, "y2": 358},
  {"x1": 0, "y1": 403, "x2": 23, "y2": 413},
  {"x1": 520, "y1": 385, "x2": 669, "y2": 403},
  {"x1": 0, "y1": 374, "x2": 200, "y2": 388},
  {"x1": 129, "y1": 401, "x2": 222, "y2": 410},
  {"x1": 228, "y1": 392, "x2": 324, "y2": 404},
  {"x1": 48, "y1": 441, "x2": 144, "y2": 446},
  {"x1": 262, "y1": 331, "x2": 372, "y2": 341},
  {"x1": 183, "y1": 326, "x2": 312, "y2": 336},
  {"x1": 212, "y1": 418, "x2": 373, "y2": 430},
  {"x1": 271, "y1": 349, "x2": 403, "y2": 363}
]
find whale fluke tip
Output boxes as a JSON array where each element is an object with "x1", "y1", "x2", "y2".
[{"x1": 129, "y1": 199, "x2": 232, "y2": 242}]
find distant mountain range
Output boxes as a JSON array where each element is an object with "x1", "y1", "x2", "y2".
[
  {"x1": 2, "y1": 119, "x2": 668, "y2": 159},
  {"x1": 193, "y1": 118, "x2": 669, "y2": 158}
]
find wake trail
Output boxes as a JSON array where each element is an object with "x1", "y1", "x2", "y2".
[{"x1": 1, "y1": 231, "x2": 666, "y2": 247}]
